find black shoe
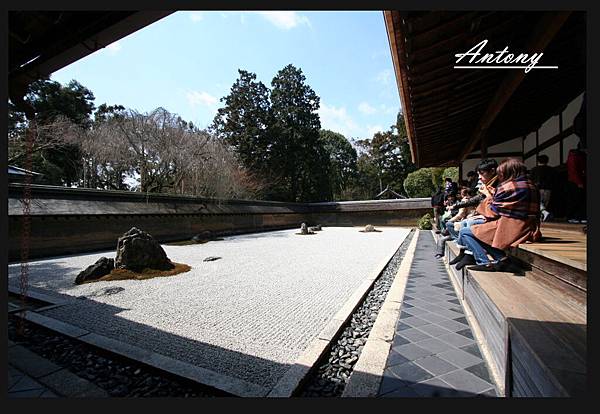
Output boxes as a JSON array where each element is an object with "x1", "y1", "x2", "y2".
[
  {"x1": 449, "y1": 250, "x2": 466, "y2": 265},
  {"x1": 467, "y1": 263, "x2": 496, "y2": 272},
  {"x1": 435, "y1": 254, "x2": 443, "y2": 259},
  {"x1": 455, "y1": 254, "x2": 476, "y2": 270},
  {"x1": 469, "y1": 258, "x2": 519, "y2": 273}
]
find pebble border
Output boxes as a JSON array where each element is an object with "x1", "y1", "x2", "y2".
[{"x1": 298, "y1": 229, "x2": 416, "y2": 397}]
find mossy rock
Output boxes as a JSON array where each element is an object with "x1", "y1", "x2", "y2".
[{"x1": 80, "y1": 262, "x2": 192, "y2": 284}]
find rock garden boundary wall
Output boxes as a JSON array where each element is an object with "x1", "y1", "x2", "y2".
[{"x1": 8, "y1": 184, "x2": 430, "y2": 261}]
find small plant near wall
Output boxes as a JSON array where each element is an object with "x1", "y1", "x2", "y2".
[{"x1": 417, "y1": 213, "x2": 433, "y2": 230}]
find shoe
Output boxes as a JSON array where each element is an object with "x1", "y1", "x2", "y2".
[
  {"x1": 568, "y1": 219, "x2": 580, "y2": 224},
  {"x1": 467, "y1": 263, "x2": 496, "y2": 272},
  {"x1": 468, "y1": 258, "x2": 520, "y2": 273},
  {"x1": 448, "y1": 249, "x2": 466, "y2": 265},
  {"x1": 455, "y1": 254, "x2": 476, "y2": 270},
  {"x1": 435, "y1": 254, "x2": 443, "y2": 259},
  {"x1": 541, "y1": 211, "x2": 552, "y2": 222},
  {"x1": 580, "y1": 219, "x2": 587, "y2": 224},
  {"x1": 441, "y1": 229, "x2": 449, "y2": 236}
]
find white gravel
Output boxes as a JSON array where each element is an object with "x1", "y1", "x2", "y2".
[{"x1": 8, "y1": 227, "x2": 410, "y2": 389}]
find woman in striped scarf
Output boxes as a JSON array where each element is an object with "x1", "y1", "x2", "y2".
[{"x1": 460, "y1": 158, "x2": 542, "y2": 272}]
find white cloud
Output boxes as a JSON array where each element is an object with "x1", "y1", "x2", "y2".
[
  {"x1": 379, "y1": 104, "x2": 396, "y2": 115},
  {"x1": 367, "y1": 125, "x2": 384, "y2": 137},
  {"x1": 105, "y1": 41, "x2": 122, "y2": 54},
  {"x1": 255, "y1": 11, "x2": 311, "y2": 30},
  {"x1": 189, "y1": 11, "x2": 204, "y2": 22},
  {"x1": 318, "y1": 103, "x2": 361, "y2": 138},
  {"x1": 358, "y1": 102, "x2": 377, "y2": 115},
  {"x1": 186, "y1": 91, "x2": 218, "y2": 107},
  {"x1": 375, "y1": 69, "x2": 392, "y2": 85}
]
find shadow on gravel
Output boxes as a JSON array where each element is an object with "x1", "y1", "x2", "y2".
[{"x1": 11, "y1": 287, "x2": 290, "y2": 396}]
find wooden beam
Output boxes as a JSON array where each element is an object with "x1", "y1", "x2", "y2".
[
  {"x1": 481, "y1": 134, "x2": 488, "y2": 158},
  {"x1": 459, "y1": 12, "x2": 572, "y2": 162},
  {"x1": 559, "y1": 111, "x2": 564, "y2": 164},
  {"x1": 465, "y1": 151, "x2": 524, "y2": 160},
  {"x1": 384, "y1": 11, "x2": 419, "y2": 166},
  {"x1": 523, "y1": 125, "x2": 574, "y2": 160}
]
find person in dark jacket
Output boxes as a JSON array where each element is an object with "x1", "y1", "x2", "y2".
[
  {"x1": 530, "y1": 154, "x2": 556, "y2": 222},
  {"x1": 466, "y1": 170, "x2": 478, "y2": 190},
  {"x1": 431, "y1": 186, "x2": 445, "y2": 230}
]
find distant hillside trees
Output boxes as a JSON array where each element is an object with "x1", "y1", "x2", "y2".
[
  {"x1": 8, "y1": 79, "x2": 95, "y2": 186},
  {"x1": 10, "y1": 73, "x2": 421, "y2": 202}
]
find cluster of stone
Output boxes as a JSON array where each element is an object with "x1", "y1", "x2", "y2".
[
  {"x1": 192, "y1": 230, "x2": 212, "y2": 243},
  {"x1": 75, "y1": 227, "x2": 174, "y2": 284},
  {"x1": 299, "y1": 230, "x2": 414, "y2": 397},
  {"x1": 299, "y1": 223, "x2": 323, "y2": 235}
]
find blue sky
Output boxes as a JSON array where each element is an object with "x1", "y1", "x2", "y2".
[{"x1": 52, "y1": 11, "x2": 401, "y2": 141}]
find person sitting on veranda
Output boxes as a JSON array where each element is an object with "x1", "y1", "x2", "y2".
[
  {"x1": 444, "y1": 177, "x2": 458, "y2": 197},
  {"x1": 438, "y1": 192, "x2": 458, "y2": 233},
  {"x1": 434, "y1": 188, "x2": 475, "y2": 258},
  {"x1": 466, "y1": 170, "x2": 479, "y2": 191},
  {"x1": 447, "y1": 159, "x2": 500, "y2": 268},
  {"x1": 459, "y1": 158, "x2": 542, "y2": 272}
]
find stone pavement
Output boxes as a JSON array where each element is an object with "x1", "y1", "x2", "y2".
[
  {"x1": 377, "y1": 231, "x2": 498, "y2": 397},
  {"x1": 8, "y1": 364, "x2": 58, "y2": 398},
  {"x1": 8, "y1": 339, "x2": 108, "y2": 398}
]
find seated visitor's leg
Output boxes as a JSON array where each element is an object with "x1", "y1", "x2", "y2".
[
  {"x1": 456, "y1": 217, "x2": 485, "y2": 246},
  {"x1": 459, "y1": 227, "x2": 492, "y2": 265},
  {"x1": 447, "y1": 222, "x2": 459, "y2": 239},
  {"x1": 435, "y1": 235, "x2": 452, "y2": 257},
  {"x1": 480, "y1": 242, "x2": 506, "y2": 262}
]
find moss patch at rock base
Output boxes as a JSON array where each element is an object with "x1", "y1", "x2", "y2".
[{"x1": 81, "y1": 262, "x2": 192, "y2": 284}]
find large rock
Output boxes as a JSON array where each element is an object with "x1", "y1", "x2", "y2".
[
  {"x1": 75, "y1": 257, "x2": 114, "y2": 285},
  {"x1": 364, "y1": 224, "x2": 376, "y2": 232},
  {"x1": 115, "y1": 227, "x2": 174, "y2": 271}
]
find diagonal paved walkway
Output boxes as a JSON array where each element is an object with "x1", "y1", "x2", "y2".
[
  {"x1": 8, "y1": 364, "x2": 58, "y2": 398},
  {"x1": 377, "y1": 231, "x2": 498, "y2": 397}
]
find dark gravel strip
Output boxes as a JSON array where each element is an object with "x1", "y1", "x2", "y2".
[
  {"x1": 298, "y1": 229, "x2": 415, "y2": 397},
  {"x1": 7, "y1": 316, "x2": 228, "y2": 397}
]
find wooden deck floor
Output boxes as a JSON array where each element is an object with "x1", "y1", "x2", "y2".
[{"x1": 518, "y1": 223, "x2": 587, "y2": 271}]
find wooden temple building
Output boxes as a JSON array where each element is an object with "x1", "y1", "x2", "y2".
[{"x1": 385, "y1": 11, "x2": 587, "y2": 396}]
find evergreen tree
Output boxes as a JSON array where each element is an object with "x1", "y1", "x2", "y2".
[
  {"x1": 269, "y1": 64, "x2": 327, "y2": 202},
  {"x1": 320, "y1": 129, "x2": 358, "y2": 200},
  {"x1": 210, "y1": 70, "x2": 272, "y2": 175}
]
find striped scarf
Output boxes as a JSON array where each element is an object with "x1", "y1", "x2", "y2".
[{"x1": 490, "y1": 175, "x2": 540, "y2": 219}]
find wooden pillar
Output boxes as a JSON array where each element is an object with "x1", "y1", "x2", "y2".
[
  {"x1": 559, "y1": 111, "x2": 564, "y2": 165},
  {"x1": 481, "y1": 133, "x2": 488, "y2": 158}
]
